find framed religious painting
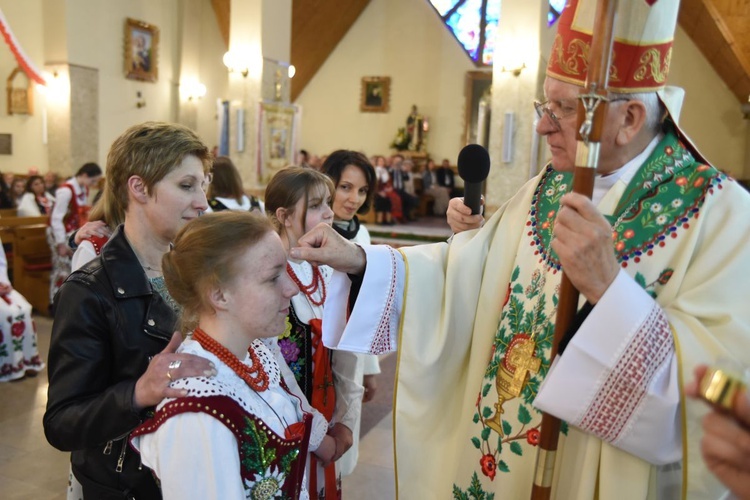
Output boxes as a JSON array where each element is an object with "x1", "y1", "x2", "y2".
[
  {"x1": 258, "y1": 102, "x2": 297, "y2": 184},
  {"x1": 360, "y1": 76, "x2": 390, "y2": 113},
  {"x1": 124, "y1": 18, "x2": 159, "y2": 82}
]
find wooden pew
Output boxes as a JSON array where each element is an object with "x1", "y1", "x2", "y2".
[{"x1": 11, "y1": 224, "x2": 52, "y2": 314}]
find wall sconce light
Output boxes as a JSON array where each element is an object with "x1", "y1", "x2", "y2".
[
  {"x1": 263, "y1": 57, "x2": 296, "y2": 79},
  {"x1": 223, "y1": 51, "x2": 250, "y2": 77},
  {"x1": 39, "y1": 68, "x2": 70, "y2": 104},
  {"x1": 181, "y1": 79, "x2": 207, "y2": 101},
  {"x1": 501, "y1": 63, "x2": 526, "y2": 77}
]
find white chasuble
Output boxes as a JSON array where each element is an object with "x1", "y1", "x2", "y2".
[{"x1": 323, "y1": 133, "x2": 750, "y2": 499}]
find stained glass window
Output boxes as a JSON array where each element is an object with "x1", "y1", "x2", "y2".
[
  {"x1": 548, "y1": 0, "x2": 566, "y2": 26},
  {"x1": 428, "y1": 0, "x2": 499, "y2": 66},
  {"x1": 428, "y1": 0, "x2": 564, "y2": 66}
]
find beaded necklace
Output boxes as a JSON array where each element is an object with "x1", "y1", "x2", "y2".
[
  {"x1": 192, "y1": 327, "x2": 269, "y2": 391},
  {"x1": 287, "y1": 262, "x2": 326, "y2": 306}
]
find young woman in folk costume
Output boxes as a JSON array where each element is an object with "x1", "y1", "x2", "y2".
[
  {"x1": 47, "y1": 162, "x2": 103, "y2": 309},
  {"x1": 265, "y1": 166, "x2": 363, "y2": 499},
  {"x1": 131, "y1": 212, "x2": 335, "y2": 499},
  {"x1": 321, "y1": 151, "x2": 381, "y2": 477}
]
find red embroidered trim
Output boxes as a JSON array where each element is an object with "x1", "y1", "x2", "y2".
[
  {"x1": 579, "y1": 305, "x2": 672, "y2": 443},
  {"x1": 370, "y1": 247, "x2": 398, "y2": 354}
]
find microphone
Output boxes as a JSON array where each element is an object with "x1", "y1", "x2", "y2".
[{"x1": 457, "y1": 144, "x2": 490, "y2": 215}]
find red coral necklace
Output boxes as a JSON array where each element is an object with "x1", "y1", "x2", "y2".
[
  {"x1": 287, "y1": 263, "x2": 326, "y2": 306},
  {"x1": 192, "y1": 327, "x2": 269, "y2": 392}
]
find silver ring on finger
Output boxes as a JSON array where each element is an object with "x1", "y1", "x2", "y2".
[{"x1": 167, "y1": 359, "x2": 182, "y2": 381}]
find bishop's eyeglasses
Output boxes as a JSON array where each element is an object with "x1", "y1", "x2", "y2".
[{"x1": 534, "y1": 97, "x2": 630, "y2": 131}]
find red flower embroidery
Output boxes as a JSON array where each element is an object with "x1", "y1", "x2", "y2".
[
  {"x1": 697, "y1": 164, "x2": 710, "y2": 172},
  {"x1": 623, "y1": 229, "x2": 635, "y2": 239},
  {"x1": 527, "y1": 428, "x2": 540, "y2": 446},
  {"x1": 615, "y1": 241, "x2": 625, "y2": 252},
  {"x1": 675, "y1": 177, "x2": 688, "y2": 186},
  {"x1": 547, "y1": 210, "x2": 556, "y2": 219},
  {"x1": 542, "y1": 221, "x2": 550, "y2": 230},
  {"x1": 665, "y1": 146, "x2": 674, "y2": 155},
  {"x1": 503, "y1": 283, "x2": 511, "y2": 308},
  {"x1": 11, "y1": 322, "x2": 25, "y2": 338},
  {"x1": 480, "y1": 454, "x2": 496, "y2": 480},
  {"x1": 693, "y1": 177, "x2": 705, "y2": 187}
]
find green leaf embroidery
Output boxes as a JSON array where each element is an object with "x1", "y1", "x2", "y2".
[
  {"x1": 502, "y1": 420, "x2": 512, "y2": 436},
  {"x1": 471, "y1": 437, "x2": 481, "y2": 449},
  {"x1": 482, "y1": 383, "x2": 492, "y2": 397},
  {"x1": 510, "y1": 441, "x2": 523, "y2": 456},
  {"x1": 481, "y1": 427, "x2": 491, "y2": 441},
  {"x1": 518, "y1": 405, "x2": 532, "y2": 425},
  {"x1": 498, "y1": 460, "x2": 510, "y2": 473},
  {"x1": 482, "y1": 406, "x2": 493, "y2": 419},
  {"x1": 635, "y1": 272, "x2": 647, "y2": 289}
]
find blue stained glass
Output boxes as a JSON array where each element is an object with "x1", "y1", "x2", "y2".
[
  {"x1": 428, "y1": 0, "x2": 563, "y2": 64},
  {"x1": 548, "y1": 0, "x2": 566, "y2": 26},
  {"x1": 428, "y1": 0, "x2": 500, "y2": 66}
]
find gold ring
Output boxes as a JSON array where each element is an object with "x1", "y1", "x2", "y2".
[
  {"x1": 167, "y1": 369, "x2": 173, "y2": 381},
  {"x1": 700, "y1": 367, "x2": 747, "y2": 412}
]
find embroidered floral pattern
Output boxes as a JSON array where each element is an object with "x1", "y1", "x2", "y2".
[
  {"x1": 464, "y1": 126, "x2": 714, "y2": 489},
  {"x1": 453, "y1": 472, "x2": 496, "y2": 500}
]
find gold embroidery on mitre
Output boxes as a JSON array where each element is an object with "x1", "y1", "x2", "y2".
[
  {"x1": 552, "y1": 34, "x2": 590, "y2": 76},
  {"x1": 634, "y1": 47, "x2": 671, "y2": 83}
]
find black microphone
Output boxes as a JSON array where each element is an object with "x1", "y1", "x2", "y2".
[{"x1": 457, "y1": 144, "x2": 490, "y2": 215}]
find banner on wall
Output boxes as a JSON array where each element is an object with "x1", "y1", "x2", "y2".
[{"x1": 257, "y1": 102, "x2": 297, "y2": 184}]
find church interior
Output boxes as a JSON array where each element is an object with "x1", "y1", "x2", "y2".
[{"x1": 0, "y1": 0, "x2": 748, "y2": 498}]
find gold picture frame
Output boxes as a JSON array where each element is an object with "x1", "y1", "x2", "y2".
[
  {"x1": 360, "y1": 76, "x2": 390, "y2": 113},
  {"x1": 124, "y1": 18, "x2": 159, "y2": 82}
]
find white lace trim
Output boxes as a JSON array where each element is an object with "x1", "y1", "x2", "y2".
[{"x1": 162, "y1": 338, "x2": 327, "y2": 450}]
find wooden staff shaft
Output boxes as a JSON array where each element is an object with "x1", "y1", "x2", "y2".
[{"x1": 530, "y1": 0, "x2": 618, "y2": 498}]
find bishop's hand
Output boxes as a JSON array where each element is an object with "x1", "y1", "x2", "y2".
[
  {"x1": 551, "y1": 192, "x2": 619, "y2": 304},
  {"x1": 290, "y1": 223, "x2": 367, "y2": 276}
]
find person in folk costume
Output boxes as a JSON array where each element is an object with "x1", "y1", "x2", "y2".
[
  {"x1": 131, "y1": 212, "x2": 335, "y2": 499},
  {"x1": 205, "y1": 156, "x2": 264, "y2": 214},
  {"x1": 0, "y1": 234, "x2": 44, "y2": 382},
  {"x1": 265, "y1": 166, "x2": 363, "y2": 499},
  {"x1": 291, "y1": 0, "x2": 750, "y2": 498},
  {"x1": 47, "y1": 162, "x2": 103, "y2": 310},
  {"x1": 321, "y1": 150, "x2": 382, "y2": 477}
]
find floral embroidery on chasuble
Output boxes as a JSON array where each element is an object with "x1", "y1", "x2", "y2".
[
  {"x1": 132, "y1": 395, "x2": 312, "y2": 499},
  {"x1": 454, "y1": 128, "x2": 725, "y2": 495}
]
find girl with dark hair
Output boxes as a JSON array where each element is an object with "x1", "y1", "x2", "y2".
[
  {"x1": 265, "y1": 166, "x2": 362, "y2": 499},
  {"x1": 17, "y1": 175, "x2": 54, "y2": 216},
  {"x1": 321, "y1": 150, "x2": 381, "y2": 476}
]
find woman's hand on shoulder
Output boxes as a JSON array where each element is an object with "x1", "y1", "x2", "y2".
[{"x1": 132, "y1": 331, "x2": 217, "y2": 410}]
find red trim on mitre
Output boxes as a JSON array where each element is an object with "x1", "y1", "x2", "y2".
[{"x1": 546, "y1": 0, "x2": 674, "y2": 92}]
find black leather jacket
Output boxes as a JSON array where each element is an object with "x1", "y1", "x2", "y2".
[{"x1": 44, "y1": 226, "x2": 177, "y2": 500}]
